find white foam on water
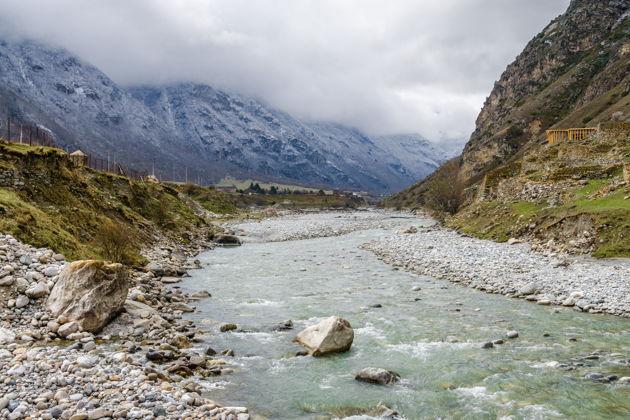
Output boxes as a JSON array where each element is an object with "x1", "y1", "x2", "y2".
[
  {"x1": 453, "y1": 386, "x2": 509, "y2": 414},
  {"x1": 239, "y1": 298, "x2": 282, "y2": 307},
  {"x1": 355, "y1": 323, "x2": 387, "y2": 340},
  {"x1": 386, "y1": 341, "x2": 475, "y2": 359},
  {"x1": 531, "y1": 361, "x2": 561, "y2": 369},
  {"x1": 518, "y1": 404, "x2": 563, "y2": 419},
  {"x1": 204, "y1": 380, "x2": 231, "y2": 390}
]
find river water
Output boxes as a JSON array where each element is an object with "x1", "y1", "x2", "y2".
[{"x1": 181, "y1": 216, "x2": 630, "y2": 420}]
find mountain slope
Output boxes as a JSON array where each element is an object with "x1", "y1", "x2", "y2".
[
  {"x1": 0, "y1": 38, "x2": 445, "y2": 193},
  {"x1": 385, "y1": 0, "x2": 629, "y2": 257},
  {"x1": 389, "y1": 0, "x2": 629, "y2": 203},
  {"x1": 460, "y1": 0, "x2": 629, "y2": 181}
]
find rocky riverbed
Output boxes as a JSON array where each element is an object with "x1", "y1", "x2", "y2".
[
  {"x1": 226, "y1": 209, "x2": 406, "y2": 242},
  {"x1": 362, "y1": 223, "x2": 630, "y2": 318},
  {"x1": 0, "y1": 232, "x2": 250, "y2": 420}
]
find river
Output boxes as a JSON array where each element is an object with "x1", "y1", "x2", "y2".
[{"x1": 180, "y1": 215, "x2": 630, "y2": 419}]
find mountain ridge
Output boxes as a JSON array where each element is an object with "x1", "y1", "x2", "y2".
[{"x1": 0, "y1": 38, "x2": 451, "y2": 193}]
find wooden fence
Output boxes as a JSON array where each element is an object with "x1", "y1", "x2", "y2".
[
  {"x1": 546, "y1": 127, "x2": 597, "y2": 145},
  {"x1": 2, "y1": 117, "x2": 55, "y2": 147},
  {"x1": 2, "y1": 118, "x2": 147, "y2": 181}
]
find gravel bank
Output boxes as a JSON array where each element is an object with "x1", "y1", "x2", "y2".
[
  {"x1": 0, "y1": 233, "x2": 250, "y2": 419},
  {"x1": 227, "y1": 209, "x2": 410, "y2": 242},
  {"x1": 362, "y1": 224, "x2": 630, "y2": 318}
]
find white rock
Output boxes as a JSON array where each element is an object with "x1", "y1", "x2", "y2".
[
  {"x1": 0, "y1": 327, "x2": 16, "y2": 344},
  {"x1": 15, "y1": 295, "x2": 30, "y2": 308},
  {"x1": 293, "y1": 316, "x2": 354, "y2": 356},
  {"x1": 26, "y1": 282, "x2": 50, "y2": 298}
]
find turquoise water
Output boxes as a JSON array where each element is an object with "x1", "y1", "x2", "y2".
[{"x1": 181, "y1": 219, "x2": 630, "y2": 420}]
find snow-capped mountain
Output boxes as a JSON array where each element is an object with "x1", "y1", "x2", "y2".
[{"x1": 0, "y1": 38, "x2": 447, "y2": 192}]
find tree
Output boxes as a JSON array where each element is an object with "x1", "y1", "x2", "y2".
[
  {"x1": 425, "y1": 157, "x2": 464, "y2": 214},
  {"x1": 269, "y1": 186, "x2": 278, "y2": 195}
]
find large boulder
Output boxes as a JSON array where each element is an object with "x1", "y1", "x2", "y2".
[
  {"x1": 355, "y1": 367, "x2": 400, "y2": 385},
  {"x1": 215, "y1": 234, "x2": 242, "y2": 245},
  {"x1": 292, "y1": 316, "x2": 354, "y2": 356},
  {"x1": 47, "y1": 260, "x2": 129, "y2": 333}
]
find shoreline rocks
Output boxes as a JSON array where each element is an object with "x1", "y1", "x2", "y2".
[
  {"x1": 0, "y1": 229, "x2": 250, "y2": 419},
  {"x1": 362, "y1": 224, "x2": 630, "y2": 318}
]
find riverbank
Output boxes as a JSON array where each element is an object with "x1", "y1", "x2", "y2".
[
  {"x1": 227, "y1": 210, "x2": 630, "y2": 318},
  {"x1": 0, "y1": 230, "x2": 251, "y2": 419},
  {"x1": 362, "y1": 224, "x2": 630, "y2": 318},
  {"x1": 226, "y1": 209, "x2": 409, "y2": 242}
]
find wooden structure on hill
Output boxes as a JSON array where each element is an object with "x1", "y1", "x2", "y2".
[{"x1": 546, "y1": 127, "x2": 597, "y2": 145}]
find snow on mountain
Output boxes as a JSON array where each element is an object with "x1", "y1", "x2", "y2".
[{"x1": 0, "y1": 38, "x2": 446, "y2": 192}]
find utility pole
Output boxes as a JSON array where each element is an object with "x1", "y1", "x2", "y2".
[{"x1": 185, "y1": 166, "x2": 188, "y2": 184}]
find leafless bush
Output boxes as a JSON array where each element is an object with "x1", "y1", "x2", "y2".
[
  {"x1": 97, "y1": 221, "x2": 132, "y2": 263},
  {"x1": 425, "y1": 157, "x2": 464, "y2": 214}
]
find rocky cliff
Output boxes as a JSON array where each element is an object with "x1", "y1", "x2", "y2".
[
  {"x1": 461, "y1": 0, "x2": 629, "y2": 180},
  {"x1": 386, "y1": 0, "x2": 630, "y2": 257}
]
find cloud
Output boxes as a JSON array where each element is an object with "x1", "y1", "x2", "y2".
[{"x1": 0, "y1": 0, "x2": 570, "y2": 141}]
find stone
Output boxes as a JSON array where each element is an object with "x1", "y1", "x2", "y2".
[
  {"x1": 507, "y1": 238, "x2": 522, "y2": 245},
  {"x1": 506, "y1": 330, "x2": 519, "y2": 339},
  {"x1": 43, "y1": 266, "x2": 60, "y2": 277},
  {"x1": 15, "y1": 278, "x2": 29, "y2": 293},
  {"x1": 53, "y1": 254, "x2": 65, "y2": 261},
  {"x1": 397, "y1": 226, "x2": 418, "y2": 234},
  {"x1": 518, "y1": 283, "x2": 539, "y2": 296},
  {"x1": 191, "y1": 290, "x2": 211, "y2": 298},
  {"x1": 57, "y1": 321, "x2": 80, "y2": 338},
  {"x1": 481, "y1": 342, "x2": 494, "y2": 349},
  {"x1": 618, "y1": 377, "x2": 630, "y2": 383},
  {"x1": 0, "y1": 328, "x2": 16, "y2": 344},
  {"x1": 215, "y1": 234, "x2": 242, "y2": 245},
  {"x1": 292, "y1": 316, "x2": 354, "y2": 356},
  {"x1": 562, "y1": 297, "x2": 576, "y2": 307},
  {"x1": 0, "y1": 398, "x2": 8, "y2": 410},
  {"x1": 355, "y1": 367, "x2": 400, "y2": 385},
  {"x1": 47, "y1": 260, "x2": 130, "y2": 332},
  {"x1": 15, "y1": 295, "x2": 29, "y2": 308},
  {"x1": 25, "y1": 282, "x2": 50, "y2": 298},
  {"x1": 77, "y1": 355, "x2": 99, "y2": 368},
  {"x1": 171, "y1": 302, "x2": 194, "y2": 312},
  {"x1": 220, "y1": 323, "x2": 238, "y2": 332},
  {"x1": 0, "y1": 276, "x2": 15, "y2": 286},
  {"x1": 161, "y1": 276, "x2": 181, "y2": 284},
  {"x1": 19, "y1": 255, "x2": 32, "y2": 265},
  {"x1": 87, "y1": 408, "x2": 112, "y2": 419}
]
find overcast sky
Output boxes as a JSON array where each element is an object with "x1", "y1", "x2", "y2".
[{"x1": 0, "y1": 0, "x2": 570, "y2": 142}]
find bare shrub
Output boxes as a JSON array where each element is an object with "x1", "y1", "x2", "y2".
[
  {"x1": 97, "y1": 221, "x2": 133, "y2": 264},
  {"x1": 425, "y1": 157, "x2": 464, "y2": 214}
]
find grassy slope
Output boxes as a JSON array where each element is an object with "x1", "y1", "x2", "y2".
[
  {"x1": 448, "y1": 134, "x2": 630, "y2": 258},
  {"x1": 0, "y1": 142, "x2": 365, "y2": 262},
  {"x1": 0, "y1": 142, "x2": 217, "y2": 263}
]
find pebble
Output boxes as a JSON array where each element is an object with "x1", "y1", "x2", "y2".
[{"x1": 507, "y1": 331, "x2": 519, "y2": 339}]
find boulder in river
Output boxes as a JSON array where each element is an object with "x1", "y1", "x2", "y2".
[
  {"x1": 47, "y1": 260, "x2": 129, "y2": 333},
  {"x1": 215, "y1": 234, "x2": 242, "y2": 245},
  {"x1": 355, "y1": 367, "x2": 400, "y2": 385},
  {"x1": 293, "y1": 316, "x2": 354, "y2": 356}
]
